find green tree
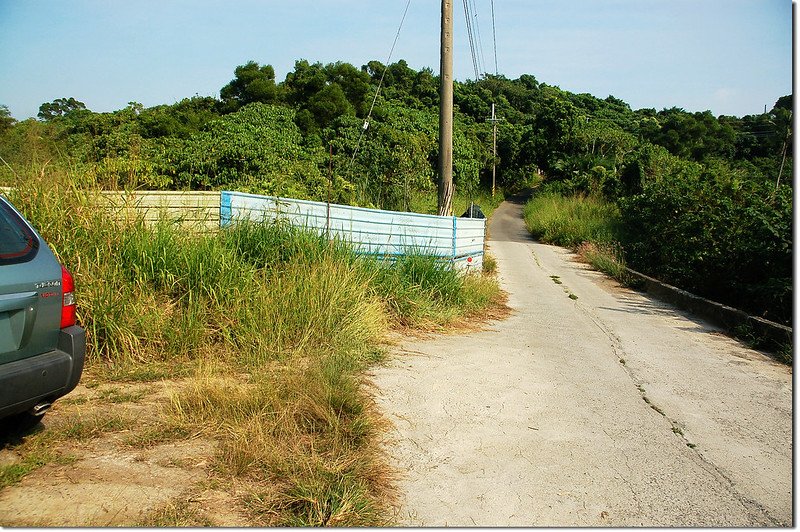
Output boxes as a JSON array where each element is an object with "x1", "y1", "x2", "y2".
[
  {"x1": 330, "y1": 103, "x2": 437, "y2": 209},
  {"x1": 324, "y1": 61, "x2": 371, "y2": 116},
  {"x1": 151, "y1": 103, "x2": 326, "y2": 196},
  {"x1": 283, "y1": 60, "x2": 369, "y2": 133},
  {"x1": 220, "y1": 61, "x2": 279, "y2": 110},
  {"x1": 37, "y1": 97, "x2": 88, "y2": 121},
  {"x1": 283, "y1": 60, "x2": 327, "y2": 107},
  {"x1": 0, "y1": 105, "x2": 16, "y2": 134},
  {"x1": 643, "y1": 108, "x2": 736, "y2": 161}
]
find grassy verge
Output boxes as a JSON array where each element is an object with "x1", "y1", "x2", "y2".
[
  {"x1": 523, "y1": 191, "x2": 792, "y2": 362},
  {"x1": 575, "y1": 241, "x2": 631, "y2": 284},
  {"x1": 2, "y1": 172, "x2": 503, "y2": 525},
  {"x1": 523, "y1": 192, "x2": 629, "y2": 284},
  {"x1": 522, "y1": 192, "x2": 630, "y2": 284},
  {"x1": 522, "y1": 192, "x2": 621, "y2": 247}
]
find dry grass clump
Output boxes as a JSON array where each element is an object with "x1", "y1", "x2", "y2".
[
  {"x1": 3, "y1": 169, "x2": 501, "y2": 525},
  {"x1": 168, "y1": 356, "x2": 395, "y2": 526},
  {"x1": 575, "y1": 240, "x2": 630, "y2": 284}
]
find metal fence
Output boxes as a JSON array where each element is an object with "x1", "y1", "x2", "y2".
[
  {"x1": 95, "y1": 190, "x2": 220, "y2": 232},
  {"x1": 1, "y1": 187, "x2": 219, "y2": 232},
  {"x1": 1, "y1": 187, "x2": 485, "y2": 270},
  {"x1": 221, "y1": 191, "x2": 485, "y2": 271}
]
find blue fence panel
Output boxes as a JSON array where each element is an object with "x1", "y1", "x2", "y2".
[{"x1": 221, "y1": 191, "x2": 485, "y2": 271}]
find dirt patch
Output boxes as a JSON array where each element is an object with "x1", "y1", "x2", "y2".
[{"x1": 0, "y1": 380, "x2": 257, "y2": 527}]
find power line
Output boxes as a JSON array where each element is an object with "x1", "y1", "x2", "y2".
[
  {"x1": 461, "y1": 0, "x2": 480, "y2": 80},
  {"x1": 491, "y1": 0, "x2": 498, "y2": 75},
  {"x1": 349, "y1": 0, "x2": 412, "y2": 170},
  {"x1": 469, "y1": 0, "x2": 486, "y2": 76}
]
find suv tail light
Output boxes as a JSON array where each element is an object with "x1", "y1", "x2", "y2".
[{"x1": 60, "y1": 265, "x2": 77, "y2": 329}]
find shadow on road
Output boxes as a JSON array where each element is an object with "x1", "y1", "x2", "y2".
[
  {"x1": 488, "y1": 190, "x2": 537, "y2": 244},
  {"x1": 0, "y1": 414, "x2": 44, "y2": 449},
  {"x1": 503, "y1": 189, "x2": 535, "y2": 205}
]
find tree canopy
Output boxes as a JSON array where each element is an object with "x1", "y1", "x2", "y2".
[
  {"x1": 0, "y1": 58, "x2": 792, "y2": 323},
  {"x1": 37, "y1": 97, "x2": 88, "y2": 121}
]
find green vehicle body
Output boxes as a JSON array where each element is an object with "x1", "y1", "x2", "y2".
[{"x1": 0, "y1": 196, "x2": 85, "y2": 421}]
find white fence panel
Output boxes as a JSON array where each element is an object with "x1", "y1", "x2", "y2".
[{"x1": 221, "y1": 191, "x2": 485, "y2": 271}]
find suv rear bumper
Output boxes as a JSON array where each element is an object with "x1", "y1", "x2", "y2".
[{"x1": 0, "y1": 325, "x2": 86, "y2": 419}]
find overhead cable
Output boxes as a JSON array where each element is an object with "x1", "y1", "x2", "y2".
[
  {"x1": 462, "y1": 0, "x2": 481, "y2": 80},
  {"x1": 491, "y1": 0, "x2": 498, "y2": 75},
  {"x1": 469, "y1": 0, "x2": 487, "y2": 76},
  {"x1": 349, "y1": 0, "x2": 412, "y2": 168}
]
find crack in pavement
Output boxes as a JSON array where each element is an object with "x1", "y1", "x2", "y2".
[
  {"x1": 372, "y1": 199, "x2": 791, "y2": 527},
  {"x1": 572, "y1": 266, "x2": 786, "y2": 527}
]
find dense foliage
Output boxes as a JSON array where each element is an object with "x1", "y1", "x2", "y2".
[
  {"x1": 0, "y1": 58, "x2": 792, "y2": 322},
  {"x1": 3, "y1": 173, "x2": 500, "y2": 525}
]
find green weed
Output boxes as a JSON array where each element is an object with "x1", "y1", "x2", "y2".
[
  {"x1": 482, "y1": 253, "x2": 497, "y2": 275},
  {"x1": 523, "y1": 192, "x2": 622, "y2": 247},
  {"x1": 5, "y1": 170, "x2": 501, "y2": 525},
  {"x1": 0, "y1": 452, "x2": 56, "y2": 489},
  {"x1": 576, "y1": 241, "x2": 630, "y2": 284}
]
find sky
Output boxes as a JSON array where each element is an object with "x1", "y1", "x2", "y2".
[{"x1": 0, "y1": 0, "x2": 793, "y2": 120}]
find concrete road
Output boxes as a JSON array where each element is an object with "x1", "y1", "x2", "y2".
[{"x1": 370, "y1": 197, "x2": 792, "y2": 527}]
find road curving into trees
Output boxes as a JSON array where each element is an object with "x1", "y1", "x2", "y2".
[{"x1": 371, "y1": 196, "x2": 791, "y2": 526}]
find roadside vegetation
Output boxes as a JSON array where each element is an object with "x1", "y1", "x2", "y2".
[
  {"x1": 1, "y1": 58, "x2": 789, "y2": 324},
  {"x1": 522, "y1": 183, "x2": 791, "y2": 360},
  {"x1": 0, "y1": 55, "x2": 792, "y2": 518},
  {"x1": 0, "y1": 171, "x2": 502, "y2": 525},
  {"x1": 516, "y1": 93, "x2": 791, "y2": 327},
  {"x1": 523, "y1": 192, "x2": 621, "y2": 248},
  {"x1": 523, "y1": 193, "x2": 630, "y2": 284}
]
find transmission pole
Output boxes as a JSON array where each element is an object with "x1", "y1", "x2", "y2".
[
  {"x1": 438, "y1": 0, "x2": 454, "y2": 216},
  {"x1": 486, "y1": 103, "x2": 503, "y2": 197}
]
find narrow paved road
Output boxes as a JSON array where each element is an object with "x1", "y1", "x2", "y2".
[{"x1": 370, "y1": 197, "x2": 792, "y2": 527}]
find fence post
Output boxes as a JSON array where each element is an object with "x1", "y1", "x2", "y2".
[
  {"x1": 220, "y1": 191, "x2": 232, "y2": 228},
  {"x1": 452, "y1": 215, "x2": 457, "y2": 264}
]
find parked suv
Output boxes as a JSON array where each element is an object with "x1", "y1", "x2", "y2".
[{"x1": 0, "y1": 195, "x2": 85, "y2": 423}]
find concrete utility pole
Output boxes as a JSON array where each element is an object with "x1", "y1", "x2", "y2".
[
  {"x1": 438, "y1": 0, "x2": 454, "y2": 216},
  {"x1": 486, "y1": 103, "x2": 503, "y2": 197}
]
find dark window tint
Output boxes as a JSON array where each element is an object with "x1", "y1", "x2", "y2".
[{"x1": 0, "y1": 200, "x2": 39, "y2": 265}]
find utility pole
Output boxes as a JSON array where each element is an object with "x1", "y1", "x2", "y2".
[
  {"x1": 438, "y1": 0, "x2": 454, "y2": 216},
  {"x1": 776, "y1": 115, "x2": 791, "y2": 191},
  {"x1": 486, "y1": 103, "x2": 503, "y2": 197}
]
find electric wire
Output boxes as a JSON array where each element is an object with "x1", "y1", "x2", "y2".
[
  {"x1": 491, "y1": 0, "x2": 498, "y2": 75},
  {"x1": 462, "y1": 0, "x2": 481, "y2": 80},
  {"x1": 348, "y1": 0, "x2": 412, "y2": 170},
  {"x1": 469, "y1": 0, "x2": 487, "y2": 76}
]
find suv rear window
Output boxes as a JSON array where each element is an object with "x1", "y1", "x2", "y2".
[{"x1": 0, "y1": 199, "x2": 39, "y2": 265}]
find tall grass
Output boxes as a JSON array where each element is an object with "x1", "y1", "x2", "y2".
[
  {"x1": 5, "y1": 170, "x2": 502, "y2": 525},
  {"x1": 523, "y1": 192, "x2": 621, "y2": 247},
  {"x1": 575, "y1": 241, "x2": 630, "y2": 284},
  {"x1": 523, "y1": 192, "x2": 630, "y2": 283}
]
